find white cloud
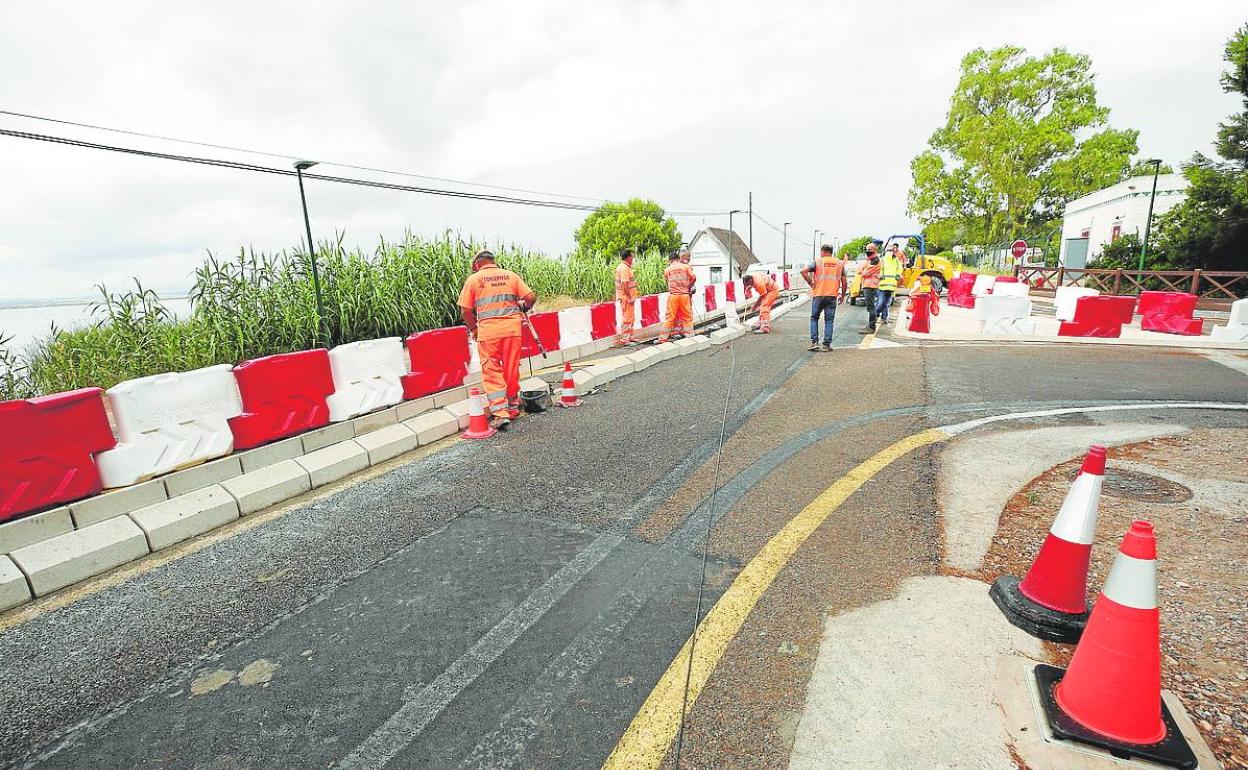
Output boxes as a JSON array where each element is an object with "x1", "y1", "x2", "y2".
[{"x1": 0, "y1": 0, "x2": 1243, "y2": 301}]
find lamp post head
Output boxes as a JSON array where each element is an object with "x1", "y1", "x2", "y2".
[
  {"x1": 1146, "y1": 158, "x2": 1162, "y2": 166},
  {"x1": 729, "y1": 209, "x2": 742, "y2": 215},
  {"x1": 784, "y1": 221, "x2": 791, "y2": 227},
  {"x1": 293, "y1": 160, "x2": 318, "y2": 171}
]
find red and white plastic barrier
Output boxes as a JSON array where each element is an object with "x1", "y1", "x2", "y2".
[
  {"x1": 1211, "y1": 298, "x2": 1248, "y2": 342},
  {"x1": 1054, "y1": 287, "x2": 1100, "y2": 322},
  {"x1": 556, "y1": 305, "x2": 593, "y2": 348},
  {"x1": 973, "y1": 295, "x2": 1036, "y2": 335},
  {"x1": 96, "y1": 365, "x2": 244, "y2": 488},
  {"x1": 229, "y1": 349, "x2": 335, "y2": 450},
  {"x1": 971, "y1": 274, "x2": 997, "y2": 297},
  {"x1": 325, "y1": 338, "x2": 405, "y2": 422}
]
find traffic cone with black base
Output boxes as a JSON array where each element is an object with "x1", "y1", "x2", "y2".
[
  {"x1": 990, "y1": 445, "x2": 1105, "y2": 643},
  {"x1": 461, "y1": 387, "x2": 497, "y2": 439},
  {"x1": 1034, "y1": 520, "x2": 1198, "y2": 770},
  {"x1": 556, "y1": 362, "x2": 582, "y2": 408}
]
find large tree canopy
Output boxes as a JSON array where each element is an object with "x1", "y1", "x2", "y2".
[
  {"x1": 1155, "y1": 22, "x2": 1248, "y2": 270},
  {"x1": 909, "y1": 46, "x2": 1138, "y2": 247},
  {"x1": 573, "y1": 198, "x2": 682, "y2": 258}
]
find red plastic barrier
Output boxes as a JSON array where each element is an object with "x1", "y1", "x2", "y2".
[
  {"x1": 782, "y1": 272, "x2": 791, "y2": 290},
  {"x1": 401, "y1": 327, "x2": 470, "y2": 400},
  {"x1": 639, "y1": 296, "x2": 660, "y2": 327},
  {"x1": 724, "y1": 282, "x2": 737, "y2": 302},
  {"x1": 1, "y1": 388, "x2": 116, "y2": 522},
  {"x1": 704, "y1": 285, "x2": 718, "y2": 312},
  {"x1": 229, "y1": 350, "x2": 335, "y2": 450},
  {"x1": 521, "y1": 311, "x2": 562, "y2": 356},
  {"x1": 994, "y1": 276, "x2": 1020, "y2": 284},
  {"x1": 906, "y1": 293, "x2": 934, "y2": 333},
  {"x1": 1058, "y1": 296, "x2": 1136, "y2": 338},
  {"x1": 1137, "y1": 292, "x2": 1201, "y2": 335},
  {"x1": 590, "y1": 302, "x2": 617, "y2": 340},
  {"x1": 947, "y1": 275, "x2": 978, "y2": 309}
]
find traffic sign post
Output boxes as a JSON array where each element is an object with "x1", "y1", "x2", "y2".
[{"x1": 1011, "y1": 239, "x2": 1028, "y2": 260}]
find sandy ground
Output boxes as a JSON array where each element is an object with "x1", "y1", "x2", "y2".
[{"x1": 981, "y1": 428, "x2": 1248, "y2": 768}]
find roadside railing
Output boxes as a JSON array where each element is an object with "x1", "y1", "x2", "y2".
[{"x1": 1014, "y1": 267, "x2": 1248, "y2": 309}]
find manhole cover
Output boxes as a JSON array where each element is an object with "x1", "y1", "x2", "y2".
[{"x1": 1100, "y1": 468, "x2": 1193, "y2": 503}]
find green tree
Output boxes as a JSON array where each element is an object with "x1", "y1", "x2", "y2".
[
  {"x1": 1155, "y1": 22, "x2": 1248, "y2": 271},
  {"x1": 909, "y1": 46, "x2": 1139, "y2": 247},
  {"x1": 1123, "y1": 159, "x2": 1174, "y2": 178},
  {"x1": 836, "y1": 235, "x2": 874, "y2": 259},
  {"x1": 573, "y1": 198, "x2": 682, "y2": 259}
]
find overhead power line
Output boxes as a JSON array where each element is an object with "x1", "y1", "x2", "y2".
[
  {"x1": 0, "y1": 127, "x2": 732, "y2": 216},
  {"x1": 752, "y1": 210, "x2": 812, "y2": 248},
  {"x1": 0, "y1": 109, "x2": 731, "y2": 215}
]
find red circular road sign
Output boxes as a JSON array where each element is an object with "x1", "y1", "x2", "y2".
[{"x1": 1010, "y1": 239, "x2": 1028, "y2": 259}]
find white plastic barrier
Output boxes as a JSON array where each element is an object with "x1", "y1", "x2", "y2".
[
  {"x1": 1055, "y1": 286, "x2": 1100, "y2": 321},
  {"x1": 991, "y1": 282, "x2": 1031, "y2": 299},
  {"x1": 714, "y1": 283, "x2": 729, "y2": 311},
  {"x1": 972, "y1": 274, "x2": 997, "y2": 297},
  {"x1": 731, "y1": 280, "x2": 747, "y2": 307},
  {"x1": 974, "y1": 295, "x2": 1036, "y2": 335},
  {"x1": 692, "y1": 288, "x2": 708, "y2": 321},
  {"x1": 1210, "y1": 298, "x2": 1248, "y2": 342},
  {"x1": 96, "y1": 364, "x2": 243, "y2": 488},
  {"x1": 557, "y1": 305, "x2": 593, "y2": 348},
  {"x1": 326, "y1": 337, "x2": 405, "y2": 422},
  {"x1": 658, "y1": 292, "x2": 671, "y2": 322},
  {"x1": 467, "y1": 334, "x2": 482, "y2": 374}
]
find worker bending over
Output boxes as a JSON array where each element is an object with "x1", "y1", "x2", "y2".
[
  {"x1": 743, "y1": 271, "x2": 779, "y2": 334},
  {"x1": 615, "y1": 249, "x2": 638, "y2": 346},
  {"x1": 658, "y1": 250, "x2": 697, "y2": 342},
  {"x1": 458, "y1": 249, "x2": 536, "y2": 429}
]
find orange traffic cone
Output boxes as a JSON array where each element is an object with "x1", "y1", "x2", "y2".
[
  {"x1": 990, "y1": 445, "x2": 1105, "y2": 642},
  {"x1": 556, "y1": 362, "x2": 582, "y2": 408},
  {"x1": 461, "y1": 387, "x2": 497, "y2": 439},
  {"x1": 1034, "y1": 521, "x2": 1198, "y2": 769}
]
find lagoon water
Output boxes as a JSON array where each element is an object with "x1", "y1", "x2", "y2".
[{"x1": 0, "y1": 298, "x2": 192, "y2": 352}]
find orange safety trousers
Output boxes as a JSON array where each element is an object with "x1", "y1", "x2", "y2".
[
  {"x1": 659, "y1": 294, "x2": 694, "y2": 340},
  {"x1": 477, "y1": 334, "x2": 522, "y2": 417},
  {"x1": 757, "y1": 290, "x2": 779, "y2": 331},
  {"x1": 617, "y1": 295, "x2": 636, "y2": 342}
]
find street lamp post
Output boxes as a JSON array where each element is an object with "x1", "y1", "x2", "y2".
[
  {"x1": 812, "y1": 230, "x2": 822, "y2": 259},
  {"x1": 1138, "y1": 158, "x2": 1163, "y2": 274},
  {"x1": 782, "y1": 222, "x2": 791, "y2": 269},
  {"x1": 727, "y1": 209, "x2": 742, "y2": 280},
  {"x1": 294, "y1": 160, "x2": 328, "y2": 346}
]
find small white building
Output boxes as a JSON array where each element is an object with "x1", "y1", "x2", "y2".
[
  {"x1": 686, "y1": 227, "x2": 761, "y2": 286},
  {"x1": 1059, "y1": 173, "x2": 1188, "y2": 267}
]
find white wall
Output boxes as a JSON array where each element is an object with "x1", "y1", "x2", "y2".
[
  {"x1": 688, "y1": 232, "x2": 730, "y2": 286},
  {"x1": 1059, "y1": 174, "x2": 1188, "y2": 265}
]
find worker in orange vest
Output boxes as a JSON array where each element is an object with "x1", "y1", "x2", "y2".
[
  {"x1": 458, "y1": 249, "x2": 536, "y2": 429},
  {"x1": 744, "y1": 271, "x2": 779, "y2": 334},
  {"x1": 800, "y1": 244, "x2": 847, "y2": 351},
  {"x1": 615, "y1": 249, "x2": 638, "y2": 346},
  {"x1": 658, "y1": 251, "x2": 697, "y2": 342}
]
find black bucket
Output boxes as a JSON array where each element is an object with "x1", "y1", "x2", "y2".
[{"x1": 521, "y1": 387, "x2": 552, "y2": 414}]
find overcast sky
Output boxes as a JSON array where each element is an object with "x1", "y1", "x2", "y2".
[{"x1": 0, "y1": 1, "x2": 1243, "y2": 299}]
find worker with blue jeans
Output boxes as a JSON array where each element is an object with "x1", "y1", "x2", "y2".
[{"x1": 800, "y1": 245, "x2": 847, "y2": 351}]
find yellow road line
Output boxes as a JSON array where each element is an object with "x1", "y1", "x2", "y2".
[
  {"x1": 601, "y1": 428, "x2": 949, "y2": 770},
  {"x1": 858, "y1": 333, "x2": 876, "y2": 349},
  {"x1": 0, "y1": 436, "x2": 461, "y2": 634}
]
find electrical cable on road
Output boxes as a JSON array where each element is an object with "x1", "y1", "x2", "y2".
[
  {"x1": 0, "y1": 110, "x2": 731, "y2": 216},
  {"x1": 672, "y1": 337, "x2": 738, "y2": 769}
]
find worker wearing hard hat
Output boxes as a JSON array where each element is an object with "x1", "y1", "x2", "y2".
[
  {"x1": 658, "y1": 251, "x2": 697, "y2": 342},
  {"x1": 615, "y1": 249, "x2": 638, "y2": 346},
  {"x1": 458, "y1": 249, "x2": 537, "y2": 429},
  {"x1": 743, "y1": 271, "x2": 779, "y2": 334}
]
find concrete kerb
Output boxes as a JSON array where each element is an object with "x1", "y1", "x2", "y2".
[
  {"x1": 354, "y1": 423, "x2": 419, "y2": 465},
  {"x1": 128, "y1": 485, "x2": 240, "y2": 552},
  {"x1": 0, "y1": 556, "x2": 31, "y2": 612},
  {"x1": 221, "y1": 460, "x2": 312, "y2": 515},
  {"x1": 295, "y1": 441, "x2": 370, "y2": 489},
  {"x1": 10, "y1": 516, "x2": 150, "y2": 597}
]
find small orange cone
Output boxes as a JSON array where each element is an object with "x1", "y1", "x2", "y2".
[
  {"x1": 1034, "y1": 520, "x2": 1198, "y2": 769},
  {"x1": 461, "y1": 387, "x2": 496, "y2": 439},
  {"x1": 556, "y1": 362, "x2": 582, "y2": 408}
]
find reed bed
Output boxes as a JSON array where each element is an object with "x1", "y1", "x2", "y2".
[{"x1": 0, "y1": 233, "x2": 668, "y2": 400}]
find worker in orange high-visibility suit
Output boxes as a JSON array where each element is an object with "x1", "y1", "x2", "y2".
[
  {"x1": 458, "y1": 250, "x2": 536, "y2": 429},
  {"x1": 744, "y1": 272, "x2": 779, "y2": 334},
  {"x1": 614, "y1": 249, "x2": 638, "y2": 346},
  {"x1": 658, "y1": 251, "x2": 697, "y2": 342}
]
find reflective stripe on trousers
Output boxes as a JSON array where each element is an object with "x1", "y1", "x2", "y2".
[{"x1": 659, "y1": 294, "x2": 694, "y2": 340}]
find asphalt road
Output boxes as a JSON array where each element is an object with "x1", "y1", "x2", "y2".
[{"x1": 1, "y1": 303, "x2": 1245, "y2": 770}]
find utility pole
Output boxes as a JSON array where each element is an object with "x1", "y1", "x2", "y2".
[
  {"x1": 813, "y1": 229, "x2": 821, "y2": 259},
  {"x1": 1138, "y1": 159, "x2": 1163, "y2": 273},
  {"x1": 727, "y1": 209, "x2": 742, "y2": 280},
  {"x1": 748, "y1": 191, "x2": 753, "y2": 256},
  {"x1": 293, "y1": 160, "x2": 327, "y2": 347},
  {"x1": 782, "y1": 222, "x2": 791, "y2": 269}
]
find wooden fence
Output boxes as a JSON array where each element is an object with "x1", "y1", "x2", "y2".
[{"x1": 1013, "y1": 267, "x2": 1248, "y2": 309}]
